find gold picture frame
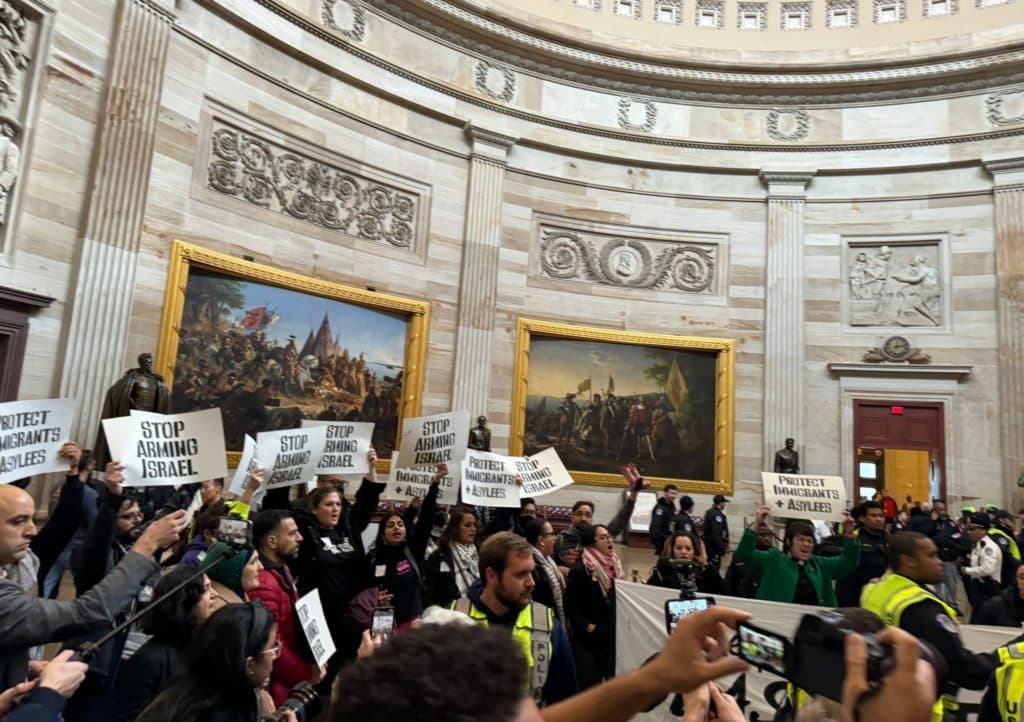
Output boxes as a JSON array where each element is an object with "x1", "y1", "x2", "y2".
[
  {"x1": 156, "y1": 240, "x2": 430, "y2": 471},
  {"x1": 510, "y1": 318, "x2": 734, "y2": 493}
]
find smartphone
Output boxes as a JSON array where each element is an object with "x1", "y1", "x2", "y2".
[
  {"x1": 216, "y1": 517, "x2": 253, "y2": 547},
  {"x1": 663, "y1": 596, "x2": 715, "y2": 634},
  {"x1": 736, "y1": 622, "x2": 791, "y2": 677},
  {"x1": 371, "y1": 606, "x2": 396, "y2": 642}
]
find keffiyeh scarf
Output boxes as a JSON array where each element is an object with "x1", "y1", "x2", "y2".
[
  {"x1": 582, "y1": 545, "x2": 624, "y2": 598},
  {"x1": 450, "y1": 542, "x2": 480, "y2": 595}
]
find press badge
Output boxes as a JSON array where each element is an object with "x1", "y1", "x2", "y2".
[
  {"x1": 340, "y1": 538, "x2": 355, "y2": 553},
  {"x1": 375, "y1": 564, "x2": 387, "y2": 578},
  {"x1": 440, "y1": 561, "x2": 452, "y2": 573}
]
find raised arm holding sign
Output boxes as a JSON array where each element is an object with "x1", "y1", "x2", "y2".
[
  {"x1": 760, "y1": 472, "x2": 848, "y2": 523},
  {"x1": 257, "y1": 426, "x2": 329, "y2": 490},
  {"x1": 0, "y1": 398, "x2": 77, "y2": 484}
]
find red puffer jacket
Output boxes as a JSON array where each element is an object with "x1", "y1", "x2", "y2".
[{"x1": 248, "y1": 560, "x2": 310, "y2": 706}]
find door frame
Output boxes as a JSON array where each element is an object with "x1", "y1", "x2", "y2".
[{"x1": 853, "y1": 399, "x2": 946, "y2": 500}]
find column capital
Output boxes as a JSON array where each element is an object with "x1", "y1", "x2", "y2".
[
  {"x1": 136, "y1": 0, "x2": 177, "y2": 22},
  {"x1": 759, "y1": 170, "x2": 815, "y2": 198},
  {"x1": 984, "y1": 155, "x2": 1024, "y2": 191},
  {"x1": 464, "y1": 123, "x2": 517, "y2": 164}
]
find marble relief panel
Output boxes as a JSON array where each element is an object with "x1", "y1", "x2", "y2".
[{"x1": 844, "y1": 238, "x2": 947, "y2": 328}]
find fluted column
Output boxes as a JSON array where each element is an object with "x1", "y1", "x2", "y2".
[
  {"x1": 984, "y1": 157, "x2": 1024, "y2": 504},
  {"x1": 450, "y1": 125, "x2": 516, "y2": 418},
  {"x1": 760, "y1": 171, "x2": 814, "y2": 469},
  {"x1": 58, "y1": 0, "x2": 174, "y2": 444}
]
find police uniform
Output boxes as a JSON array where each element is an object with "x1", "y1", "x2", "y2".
[
  {"x1": 966, "y1": 534, "x2": 1004, "y2": 619},
  {"x1": 988, "y1": 525, "x2": 1021, "y2": 589},
  {"x1": 649, "y1": 497, "x2": 676, "y2": 554},
  {"x1": 978, "y1": 640, "x2": 1024, "y2": 722},
  {"x1": 674, "y1": 511, "x2": 696, "y2": 536},
  {"x1": 703, "y1": 507, "x2": 729, "y2": 570}
]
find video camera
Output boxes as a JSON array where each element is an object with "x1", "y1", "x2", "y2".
[
  {"x1": 736, "y1": 610, "x2": 949, "y2": 702},
  {"x1": 258, "y1": 682, "x2": 322, "y2": 722},
  {"x1": 664, "y1": 559, "x2": 703, "y2": 600}
]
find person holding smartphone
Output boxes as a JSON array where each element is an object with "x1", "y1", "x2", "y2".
[
  {"x1": 733, "y1": 507, "x2": 859, "y2": 607},
  {"x1": 647, "y1": 531, "x2": 712, "y2": 594}
]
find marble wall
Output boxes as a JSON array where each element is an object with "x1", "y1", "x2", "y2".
[{"x1": 3, "y1": 0, "x2": 1022, "y2": 534}]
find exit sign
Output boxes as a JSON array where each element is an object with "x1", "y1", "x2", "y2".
[{"x1": 891, "y1": 406, "x2": 904, "y2": 415}]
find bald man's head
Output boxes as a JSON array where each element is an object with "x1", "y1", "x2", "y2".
[{"x1": 0, "y1": 485, "x2": 37, "y2": 564}]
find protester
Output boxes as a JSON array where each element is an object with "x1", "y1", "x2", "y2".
[
  {"x1": 723, "y1": 524, "x2": 773, "y2": 598},
  {"x1": 555, "y1": 464, "x2": 643, "y2": 570},
  {"x1": 522, "y1": 516, "x2": 566, "y2": 625},
  {"x1": 702, "y1": 495, "x2": 730, "y2": 572},
  {"x1": 835, "y1": 501, "x2": 888, "y2": 607},
  {"x1": 861, "y1": 531, "x2": 996, "y2": 719},
  {"x1": 0, "y1": 650, "x2": 89, "y2": 722},
  {"x1": 247, "y1": 509, "x2": 312, "y2": 706},
  {"x1": 452, "y1": 531, "x2": 577, "y2": 705},
  {"x1": 647, "y1": 531, "x2": 713, "y2": 594},
  {"x1": 424, "y1": 505, "x2": 479, "y2": 609},
  {"x1": 134, "y1": 601, "x2": 294, "y2": 722},
  {"x1": 177, "y1": 506, "x2": 223, "y2": 568},
  {"x1": 974, "y1": 565, "x2": 1024, "y2": 627},
  {"x1": 648, "y1": 484, "x2": 677, "y2": 555},
  {"x1": 733, "y1": 507, "x2": 859, "y2": 607},
  {"x1": 202, "y1": 542, "x2": 263, "y2": 609},
  {"x1": 963, "y1": 512, "x2": 1003, "y2": 621},
  {"x1": 566, "y1": 522, "x2": 623, "y2": 689},
  {"x1": 110, "y1": 567, "x2": 216, "y2": 722},
  {"x1": 367, "y1": 464, "x2": 444, "y2": 629},
  {"x1": 881, "y1": 489, "x2": 898, "y2": 523}
]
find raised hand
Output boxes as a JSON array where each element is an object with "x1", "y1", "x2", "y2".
[
  {"x1": 367, "y1": 447, "x2": 379, "y2": 482},
  {"x1": 104, "y1": 462, "x2": 126, "y2": 496},
  {"x1": 133, "y1": 509, "x2": 186, "y2": 557},
  {"x1": 432, "y1": 463, "x2": 448, "y2": 485},
  {"x1": 59, "y1": 442, "x2": 82, "y2": 472},
  {"x1": 754, "y1": 505, "x2": 771, "y2": 526}
]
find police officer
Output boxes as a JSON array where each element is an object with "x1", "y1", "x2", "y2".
[
  {"x1": 989, "y1": 510, "x2": 1021, "y2": 588},
  {"x1": 977, "y1": 638, "x2": 1024, "y2": 722},
  {"x1": 964, "y1": 512, "x2": 1004, "y2": 622},
  {"x1": 861, "y1": 531, "x2": 997, "y2": 722},
  {"x1": 649, "y1": 484, "x2": 677, "y2": 555},
  {"x1": 703, "y1": 494, "x2": 729, "y2": 572},
  {"x1": 836, "y1": 501, "x2": 888, "y2": 607},
  {"x1": 673, "y1": 496, "x2": 697, "y2": 536},
  {"x1": 931, "y1": 498, "x2": 969, "y2": 610}
]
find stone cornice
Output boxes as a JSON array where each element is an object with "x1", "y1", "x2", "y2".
[
  {"x1": 465, "y1": 123, "x2": 518, "y2": 157},
  {"x1": 0, "y1": 285, "x2": 54, "y2": 311},
  {"x1": 827, "y1": 362, "x2": 973, "y2": 380},
  {"x1": 368, "y1": 0, "x2": 1024, "y2": 103},
  {"x1": 760, "y1": 170, "x2": 815, "y2": 197}
]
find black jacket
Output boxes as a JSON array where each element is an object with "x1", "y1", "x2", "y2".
[
  {"x1": 724, "y1": 555, "x2": 763, "y2": 599},
  {"x1": 31, "y1": 474, "x2": 87, "y2": 589},
  {"x1": 423, "y1": 547, "x2": 460, "y2": 610},
  {"x1": 673, "y1": 511, "x2": 697, "y2": 536},
  {"x1": 649, "y1": 498, "x2": 675, "y2": 553},
  {"x1": 368, "y1": 484, "x2": 437, "y2": 623},
  {"x1": 835, "y1": 528, "x2": 888, "y2": 607},
  {"x1": 933, "y1": 517, "x2": 970, "y2": 562},
  {"x1": 110, "y1": 638, "x2": 187, "y2": 722},
  {"x1": 975, "y1": 587, "x2": 1024, "y2": 628},
  {"x1": 564, "y1": 561, "x2": 614, "y2": 660},
  {"x1": 703, "y1": 507, "x2": 729, "y2": 559}
]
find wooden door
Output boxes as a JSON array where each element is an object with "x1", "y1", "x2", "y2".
[{"x1": 854, "y1": 400, "x2": 945, "y2": 500}]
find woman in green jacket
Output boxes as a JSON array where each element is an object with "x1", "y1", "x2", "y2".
[{"x1": 734, "y1": 506, "x2": 860, "y2": 607}]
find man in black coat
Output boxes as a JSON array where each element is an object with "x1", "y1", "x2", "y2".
[
  {"x1": 836, "y1": 501, "x2": 889, "y2": 607},
  {"x1": 703, "y1": 495, "x2": 730, "y2": 572},
  {"x1": 648, "y1": 485, "x2": 677, "y2": 555}
]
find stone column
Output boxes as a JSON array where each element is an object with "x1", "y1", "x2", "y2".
[
  {"x1": 58, "y1": 0, "x2": 174, "y2": 444},
  {"x1": 759, "y1": 171, "x2": 814, "y2": 469},
  {"x1": 450, "y1": 125, "x2": 516, "y2": 418},
  {"x1": 984, "y1": 157, "x2": 1024, "y2": 505}
]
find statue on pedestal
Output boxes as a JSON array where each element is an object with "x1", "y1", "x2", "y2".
[
  {"x1": 468, "y1": 415, "x2": 491, "y2": 452},
  {"x1": 94, "y1": 353, "x2": 171, "y2": 467},
  {"x1": 774, "y1": 437, "x2": 800, "y2": 474}
]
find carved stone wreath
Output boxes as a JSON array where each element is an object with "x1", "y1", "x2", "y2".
[
  {"x1": 766, "y1": 108, "x2": 810, "y2": 141},
  {"x1": 207, "y1": 124, "x2": 418, "y2": 249},
  {"x1": 322, "y1": 0, "x2": 367, "y2": 42},
  {"x1": 617, "y1": 97, "x2": 657, "y2": 132},
  {"x1": 985, "y1": 90, "x2": 1024, "y2": 127},
  {"x1": 474, "y1": 60, "x2": 516, "y2": 103},
  {"x1": 539, "y1": 228, "x2": 715, "y2": 293}
]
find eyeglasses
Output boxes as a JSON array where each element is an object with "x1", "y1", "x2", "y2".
[
  {"x1": 597, "y1": 534, "x2": 614, "y2": 542},
  {"x1": 261, "y1": 641, "x2": 281, "y2": 659}
]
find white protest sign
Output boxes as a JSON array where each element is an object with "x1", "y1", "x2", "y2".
[
  {"x1": 258, "y1": 426, "x2": 328, "y2": 489},
  {"x1": 761, "y1": 472, "x2": 848, "y2": 522},
  {"x1": 295, "y1": 589, "x2": 336, "y2": 667},
  {"x1": 0, "y1": 398, "x2": 77, "y2": 484},
  {"x1": 384, "y1": 448, "x2": 459, "y2": 505},
  {"x1": 461, "y1": 449, "x2": 521, "y2": 508},
  {"x1": 301, "y1": 420, "x2": 373, "y2": 475},
  {"x1": 514, "y1": 446, "x2": 575, "y2": 498},
  {"x1": 101, "y1": 408, "x2": 227, "y2": 487},
  {"x1": 228, "y1": 435, "x2": 258, "y2": 497},
  {"x1": 394, "y1": 410, "x2": 470, "y2": 469}
]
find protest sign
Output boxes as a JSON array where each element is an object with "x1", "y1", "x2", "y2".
[
  {"x1": 394, "y1": 410, "x2": 470, "y2": 469},
  {"x1": 384, "y1": 449, "x2": 459, "y2": 505},
  {"x1": 461, "y1": 450, "x2": 521, "y2": 508},
  {"x1": 101, "y1": 408, "x2": 227, "y2": 487},
  {"x1": 761, "y1": 472, "x2": 848, "y2": 522},
  {"x1": 0, "y1": 398, "x2": 77, "y2": 484},
  {"x1": 227, "y1": 435, "x2": 259, "y2": 497},
  {"x1": 513, "y1": 446, "x2": 575, "y2": 498},
  {"x1": 258, "y1": 426, "x2": 328, "y2": 490},
  {"x1": 301, "y1": 420, "x2": 373, "y2": 475},
  {"x1": 296, "y1": 589, "x2": 336, "y2": 667}
]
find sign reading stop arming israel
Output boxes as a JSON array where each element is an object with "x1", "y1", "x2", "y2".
[{"x1": 761, "y1": 472, "x2": 847, "y2": 522}]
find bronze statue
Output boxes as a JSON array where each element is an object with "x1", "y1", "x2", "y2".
[
  {"x1": 94, "y1": 353, "x2": 171, "y2": 467},
  {"x1": 774, "y1": 437, "x2": 800, "y2": 474},
  {"x1": 468, "y1": 415, "x2": 491, "y2": 452}
]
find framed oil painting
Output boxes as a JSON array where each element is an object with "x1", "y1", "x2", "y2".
[
  {"x1": 510, "y1": 319, "x2": 734, "y2": 492},
  {"x1": 156, "y1": 241, "x2": 429, "y2": 467}
]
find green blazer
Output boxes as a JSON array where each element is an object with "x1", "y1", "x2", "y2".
[{"x1": 734, "y1": 528, "x2": 860, "y2": 607}]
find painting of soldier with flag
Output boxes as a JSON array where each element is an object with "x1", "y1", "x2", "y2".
[{"x1": 511, "y1": 319, "x2": 735, "y2": 492}]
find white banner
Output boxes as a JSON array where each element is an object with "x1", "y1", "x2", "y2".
[
  {"x1": 0, "y1": 398, "x2": 76, "y2": 484},
  {"x1": 301, "y1": 420, "x2": 373, "y2": 475},
  {"x1": 101, "y1": 408, "x2": 227, "y2": 487},
  {"x1": 461, "y1": 450, "x2": 521, "y2": 508},
  {"x1": 228, "y1": 435, "x2": 258, "y2": 497},
  {"x1": 615, "y1": 581, "x2": 1018, "y2": 721},
  {"x1": 384, "y1": 452, "x2": 459, "y2": 505},
  {"x1": 761, "y1": 472, "x2": 848, "y2": 522},
  {"x1": 258, "y1": 426, "x2": 328, "y2": 490},
  {"x1": 514, "y1": 446, "x2": 574, "y2": 498},
  {"x1": 394, "y1": 410, "x2": 470, "y2": 470},
  {"x1": 296, "y1": 589, "x2": 336, "y2": 667}
]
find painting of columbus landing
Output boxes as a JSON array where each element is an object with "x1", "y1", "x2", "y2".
[
  {"x1": 157, "y1": 242, "x2": 430, "y2": 463},
  {"x1": 510, "y1": 319, "x2": 735, "y2": 493}
]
